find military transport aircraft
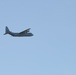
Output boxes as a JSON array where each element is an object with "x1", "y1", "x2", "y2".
[{"x1": 4, "y1": 26, "x2": 33, "y2": 37}]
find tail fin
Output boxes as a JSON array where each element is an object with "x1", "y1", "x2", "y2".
[{"x1": 4, "y1": 26, "x2": 10, "y2": 35}]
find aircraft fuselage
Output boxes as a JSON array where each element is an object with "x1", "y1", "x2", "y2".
[
  {"x1": 6, "y1": 32, "x2": 33, "y2": 37},
  {"x1": 4, "y1": 26, "x2": 33, "y2": 37}
]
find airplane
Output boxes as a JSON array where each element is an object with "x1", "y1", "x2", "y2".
[{"x1": 4, "y1": 26, "x2": 33, "y2": 37}]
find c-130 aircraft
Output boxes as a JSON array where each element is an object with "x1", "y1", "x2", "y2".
[{"x1": 4, "y1": 26, "x2": 33, "y2": 37}]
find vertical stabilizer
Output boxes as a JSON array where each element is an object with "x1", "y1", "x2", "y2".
[{"x1": 4, "y1": 26, "x2": 10, "y2": 35}]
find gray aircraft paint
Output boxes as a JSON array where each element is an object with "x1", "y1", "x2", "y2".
[{"x1": 4, "y1": 26, "x2": 33, "y2": 37}]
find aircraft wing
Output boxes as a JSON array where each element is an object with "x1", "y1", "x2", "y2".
[{"x1": 19, "y1": 28, "x2": 31, "y2": 34}]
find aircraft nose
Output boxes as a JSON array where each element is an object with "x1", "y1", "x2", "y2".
[{"x1": 31, "y1": 33, "x2": 34, "y2": 36}]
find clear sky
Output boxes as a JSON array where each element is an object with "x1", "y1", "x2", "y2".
[{"x1": 0, "y1": 0, "x2": 76, "y2": 75}]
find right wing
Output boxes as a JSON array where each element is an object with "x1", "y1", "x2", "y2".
[{"x1": 19, "y1": 28, "x2": 31, "y2": 34}]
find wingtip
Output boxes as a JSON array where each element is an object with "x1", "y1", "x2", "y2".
[{"x1": 28, "y1": 28, "x2": 31, "y2": 30}]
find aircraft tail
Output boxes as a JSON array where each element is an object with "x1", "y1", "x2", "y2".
[{"x1": 4, "y1": 26, "x2": 10, "y2": 35}]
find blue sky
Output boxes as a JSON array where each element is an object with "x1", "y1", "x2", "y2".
[{"x1": 0, "y1": 0, "x2": 76, "y2": 75}]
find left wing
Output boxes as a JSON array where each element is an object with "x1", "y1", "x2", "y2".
[{"x1": 19, "y1": 28, "x2": 31, "y2": 34}]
